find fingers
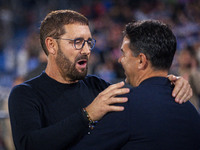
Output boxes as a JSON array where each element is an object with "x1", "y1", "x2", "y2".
[
  {"x1": 85, "y1": 81, "x2": 130, "y2": 121},
  {"x1": 172, "y1": 76, "x2": 192, "y2": 104},
  {"x1": 175, "y1": 85, "x2": 189, "y2": 104},
  {"x1": 106, "y1": 88, "x2": 130, "y2": 98},
  {"x1": 167, "y1": 74, "x2": 180, "y2": 82},
  {"x1": 172, "y1": 77, "x2": 183, "y2": 98},
  {"x1": 100, "y1": 81, "x2": 130, "y2": 99},
  {"x1": 101, "y1": 81, "x2": 125, "y2": 95},
  {"x1": 107, "y1": 105, "x2": 125, "y2": 112},
  {"x1": 105, "y1": 97, "x2": 128, "y2": 105},
  {"x1": 182, "y1": 87, "x2": 193, "y2": 103},
  {"x1": 97, "y1": 88, "x2": 129, "y2": 104}
]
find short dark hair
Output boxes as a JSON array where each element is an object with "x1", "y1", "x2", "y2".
[
  {"x1": 124, "y1": 20, "x2": 177, "y2": 71},
  {"x1": 40, "y1": 10, "x2": 89, "y2": 55}
]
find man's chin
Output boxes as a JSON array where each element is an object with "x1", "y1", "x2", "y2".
[
  {"x1": 73, "y1": 70, "x2": 87, "y2": 80},
  {"x1": 76, "y1": 65, "x2": 88, "y2": 73},
  {"x1": 78, "y1": 68, "x2": 87, "y2": 75}
]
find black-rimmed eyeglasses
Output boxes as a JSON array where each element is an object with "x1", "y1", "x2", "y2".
[{"x1": 55, "y1": 37, "x2": 96, "y2": 50}]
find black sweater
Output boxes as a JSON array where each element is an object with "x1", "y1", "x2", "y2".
[{"x1": 8, "y1": 72, "x2": 110, "y2": 150}]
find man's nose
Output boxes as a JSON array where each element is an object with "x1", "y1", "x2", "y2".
[{"x1": 80, "y1": 42, "x2": 91, "y2": 55}]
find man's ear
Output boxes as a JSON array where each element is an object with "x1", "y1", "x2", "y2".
[
  {"x1": 138, "y1": 53, "x2": 148, "y2": 69},
  {"x1": 45, "y1": 37, "x2": 57, "y2": 55}
]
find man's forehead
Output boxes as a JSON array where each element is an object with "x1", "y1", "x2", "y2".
[
  {"x1": 123, "y1": 36, "x2": 130, "y2": 42},
  {"x1": 63, "y1": 24, "x2": 91, "y2": 37},
  {"x1": 121, "y1": 37, "x2": 130, "y2": 47},
  {"x1": 63, "y1": 24, "x2": 90, "y2": 31}
]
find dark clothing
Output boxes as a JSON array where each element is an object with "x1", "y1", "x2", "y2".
[
  {"x1": 71, "y1": 77, "x2": 200, "y2": 150},
  {"x1": 8, "y1": 72, "x2": 110, "y2": 150}
]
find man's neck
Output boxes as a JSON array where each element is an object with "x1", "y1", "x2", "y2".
[
  {"x1": 133, "y1": 69, "x2": 168, "y2": 87},
  {"x1": 45, "y1": 62, "x2": 78, "y2": 84}
]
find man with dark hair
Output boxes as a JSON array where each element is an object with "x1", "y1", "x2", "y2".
[
  {"x1": 71, "y1": 20, "x2": 200, "y2": 150},
  {"x1": 9, "y1": 10, "x2": 193, "y2": 150}
]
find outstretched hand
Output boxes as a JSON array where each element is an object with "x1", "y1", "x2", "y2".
[
  {"x1": 167, "y1": 75, "x2": 193, "y2": 104},
  {"x1": 85, "y1": 81, "x2": 130, "y2": 121}
]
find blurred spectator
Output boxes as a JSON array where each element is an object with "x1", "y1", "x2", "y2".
[
  {"x1": 0, "y1": 85, "x2": 15, "y2": 150},
  {"x1": 193, "y1": 41, "x2": 200, "y2": 65},
  {"x1": 24, "y1": 49, "x2": 47, "y2": 81}
]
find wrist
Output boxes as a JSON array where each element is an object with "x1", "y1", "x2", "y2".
[{"x1": 82, "y1": 108, "x2": 98, "y2": 130}]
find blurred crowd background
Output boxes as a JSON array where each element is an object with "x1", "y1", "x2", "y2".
[{"x1": 0, "y1": 0, "x2": 200, "y2": 149}]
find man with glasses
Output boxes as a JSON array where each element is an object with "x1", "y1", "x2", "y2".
[
  {"x1": 8, "y1": 10, "x2": 192, "y2": 150},
  {"x1": 54, "y1": 37, "x2": 96, "y2": 50}
]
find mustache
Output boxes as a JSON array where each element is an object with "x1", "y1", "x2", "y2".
[{"x1": 75, "y1": 55, "x2": 88, "y2": 62}]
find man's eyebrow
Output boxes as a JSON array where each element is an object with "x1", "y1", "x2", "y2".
[
  {"x1": 72, "y1": 36, "x2": 83, "y2": 39},
  {"x1": 73, "y1": 37, "x2": 92, "y2": 40}
]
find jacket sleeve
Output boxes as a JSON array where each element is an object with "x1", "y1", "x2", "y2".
[{"x1": 8, "y1": 85, "x2": 89, "y2": 150}]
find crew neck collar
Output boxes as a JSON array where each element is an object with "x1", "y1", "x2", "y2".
[
  {"x1": 41, "y1": 71, "x2": 81, "y2": 89},
  {"x1": 139, "y1": 77, "x2": 171, "y2": 87}
]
